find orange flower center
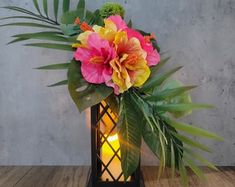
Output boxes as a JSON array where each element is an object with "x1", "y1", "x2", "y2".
[
  {"x1": 124, "y1": 54, "x2": 138, "y2": 65},
  {"x1": 144, "y1": 33, "x2": 156, "y2": 43},
  {"x1": 74, "y1": 17, "x2": 81, "y2": 25},
  {"x1": 90, "y1": 56, "x2": 104, "y2": 64},
  {"x1": 80, "y1": 22, "x2": 94, "y2": 32}
]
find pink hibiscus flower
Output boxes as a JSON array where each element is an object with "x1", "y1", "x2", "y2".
[
  {"x1": 74, "y1": 33, "x2": 116, "y2": 84},
  {"x1": 125, "y1": 28, "x2": 160, "y2": 66},
  {"x1": 107, "y1": 15, "x2": 128, "y2": 30}
]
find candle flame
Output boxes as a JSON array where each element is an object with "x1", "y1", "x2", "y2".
[{"x1": 107, "y1": 133, "x2": 118, "y2": 142}]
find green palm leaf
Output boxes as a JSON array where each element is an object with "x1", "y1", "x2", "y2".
[
  {"x1": 173, "y1": 133, "x2": 211, "y2": 152},
  {"x1": 156, "y1": 103, "x2": 213, "y2": 112},
  {"x1": 63, "y1": 0, "x2": 70, "y2": 13},
  {"x1": 178, "y1": 158, "x2": 188, "y2": 187},
  {"x1": 24, "y1": 43, "x2": 73, "y2": 51},
  {"x1": 33, "y1": 0, "x2": 42, "y2": 15},
  {"x1": 7, "y1": 37, "x2": 29, "y2": 44},
  {"x1": 36, "y1": 63, "x2": 70, "y2": 70},
  {"x1": 145, "y1": 85, "x2": 196, "y2": 101},
  {"x1": 182, "y1": 147, "x2": 218, "y2": 171},
  {"x1": 13, "y1": 32, "x2": 71, "y2": 43},
  {"x1": 119, "y1": 92, "x2": 142, "y2": 181},
  {"x1": 184, "y1": 158, "x2": 205, "y2": 179},
  {"x1": 54, "y1": 0, "x2": 59, "y2": 21},
  {"x1": 0, "y1": 16, "x2": 55, "y2": 25},
  {"x1": 166, "y1": 119, "x2": 223, "y2": 140},
  {"x1": 141, "y1": 66, "x2": 183, "y2": 92},
  {"x1": 0, "y1": 22, "x2": 59, "y2": 30},
  {"x1": 48, "y1": 80, "x2": 68, "y2": 87},
  {"x1": 77, "y1": 0, "x2": 85, "y2": 10},
  {"x1": 43, "y1": 0, "x2": 48, "y2": 17}
]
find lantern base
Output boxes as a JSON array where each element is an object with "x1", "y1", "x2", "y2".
[{"x1": 86, "y1": 170, "x2": 145, "y2": 187}]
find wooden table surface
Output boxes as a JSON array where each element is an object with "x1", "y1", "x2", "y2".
[{"x1": 0, "y1": 166, "x2": 234, "y2": 187}]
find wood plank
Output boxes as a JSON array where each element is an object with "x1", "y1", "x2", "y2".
[
  {"x1": 0, "y1": 166, "x2": 31, "y2": 187},
  {"x1": 14, "y1": 166, "x2": 90, "y2": 187},
  {"x1": 142, "y1": 166, "x2": 235, "y2": 187},
  {"x1": 44, "y1": 166, "x2": 90, "y2": 187},
  {"x1": 0, "y1": 166, "x2": 234, "y2": 187}
]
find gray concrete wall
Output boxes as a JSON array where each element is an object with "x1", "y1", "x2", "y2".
[{"x1": 0, "y1": 0, "x2": 234, "y2": 166}]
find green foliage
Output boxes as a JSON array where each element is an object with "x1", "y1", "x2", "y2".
[
  {"x1": 63, "y1": 0, "x2": 70, "y2": 13},
  {"x1": 54, "y1": 0, "x2": 59, "y2": 20},
  {"x1": 43, "y1": 0, "x2": 48, "y2": 17},
  {"x1": 67, "y1": 60, "x2": 112, "y2": 112},
  {"x1": 33, "y1": 0, "x2": 42, "y2": 15},
  {"x1": 77, "y1": 0, "x2": 85, "y2": 11},
  {"x1": 36, "y1": 63, "x2": 70, "y2": 70},
  {"x1": 0, "y1": 22, "x2": 59, "y2": 30},
  {"x1": 48, "y1": 80, "x2": 68, "y2": 87},
  {"x1": 61, "y1": 9, "x2": 85, "y2": 24},
  {"x1": 13, "y1": 32, "x2": 72, "y2": 43},
  {"x1": 24, "y1": 43, "x2": 73, "y2": 51},
  {"x1": 118, "y1": 92, "x2": 142, "y2": 180},
  {"x1": 100, "y1": 2, "x2": 125, "y2": 18},
  {"x1": 158, "y1": 79, "x2": 193, "y2": 118},
  {"x1": 0, "y1": 2, "x2": 223, "y2": 186},
  {"x1": 140, "y1": 66, "x2": 183, "y2": 93}
]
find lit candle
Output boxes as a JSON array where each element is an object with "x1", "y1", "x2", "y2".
[
  {"x1": 101, "y1": 133, "x2": 124, "y2": 181},
  {"x1": 100, "y1": 101, "x2": 130, "y2": 182}
]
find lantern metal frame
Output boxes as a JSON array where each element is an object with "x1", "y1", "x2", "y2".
[{"x1": 86, "y1": 103, "x2": 145, "y2": 187}]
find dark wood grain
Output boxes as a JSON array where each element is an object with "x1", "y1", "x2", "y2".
[{"x1": 0, "y1": 166, "x2": 234, "y2": 187}]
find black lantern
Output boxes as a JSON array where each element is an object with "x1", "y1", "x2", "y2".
[{"x1": 86, "y1": 101, "x2": 145, "y2": 187}]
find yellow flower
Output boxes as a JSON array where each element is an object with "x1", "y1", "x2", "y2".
[{"x1": 110, "y1": 31, "x2": 150, "y2": 93}]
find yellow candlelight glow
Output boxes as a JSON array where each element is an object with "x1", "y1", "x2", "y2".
[
  {"x1": 101, "y1": 133, "x2": 123, "y2": 181},
  {"x1": 100, "y1": 101, "x2": 130, "y2": 182}
]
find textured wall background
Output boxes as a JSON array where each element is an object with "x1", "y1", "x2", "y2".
[{"x1": 0, "y1": 0, "x2": 234, "y2": 166}]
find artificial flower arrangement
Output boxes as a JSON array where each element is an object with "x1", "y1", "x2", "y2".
[{"x1": 1, "y1": 0, "x2": 222, "y2": 186}]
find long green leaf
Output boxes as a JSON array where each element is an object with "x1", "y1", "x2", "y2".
[
  {"x1": 68, "y1": 60, "x2": 112, "y2": 112},
  {"x1": 0, "y1": 16, "x2": 54, "y2": 25},
  {"x1": 119, "y1": 92, "x2": 142, "y2": 181},
  {"x1": 43, "y1": 0, "x2": 48, "y2": 17},
  {"x1": 142, "y1": 122, "x2": 160, "y2": 158},
  {"x1": 156, "y1": 103, "x2": 214, "y2": 112},
  {"x1": 24, "y1": 43, "x2": 72, "y2": 51},
  {"x1": 33, "y1": 0, "x2": 42, "y2": 15},
  {"x1": 182, "y1": 147, "x2": 218, "y2": 171},
  {"x1": 77, "y1": 0, "x2": 85, "y2": 9},
  {"x1": 48, "y1": 80, "x2": 68, "y2": 87},
  {"x1": 158, "y1": 79, "x2": 193, "y2": 118},
  {"x1": 159, "y1": 131, "x2": 166, "y2": 168},
  {"x1": 2, "y1": 6, "x2": 40, "y2": 18},
  {"x1": 141, "y1": 66, "x2": 183, "y2": 92},
  {"x1": 0, "y1": 22, "x2": 59, "y2": 30},
  {"x1": 170, "y1": 140, "x2": 175, "y2": 178},
  {"x1": 36, "y1": 63, "x2": 70, "y2": 70},
  {"x1": 13, "y1": 32, "x2": 70, "y2": 43},
  {"x1": 85, "y1": 10, "x2": 95, "y2": 24},
  {"x1": 184, "y1": 158, "x2": 205, "y2": 179},
  {"x1": 145, "y1": 85, "x2": 197, "y2": 101},
  {"x1": 131, "y1": 91, "x2": 167, "y2": 143},
  {"x1": 13, "y1": 31, "x2": 62, "y2": 37},
  {"x1": 173, "y1": 133, "x2": 211, "y2": 152},
  {"x1": 63, "y1": 0, "x2": 70, "y2": 13},
  {"x1": 166, "y1": 119, "x2": 223, "y2": 140},
  {"x1": 179, "y1": 158, "x2": 188, "y2": 187},
  {"x1": 54, "y1": 0, "x2": 59, "y2": 20},
  {"x1": 7, "y1": 37, "x2": 29, "y2": 44}
]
